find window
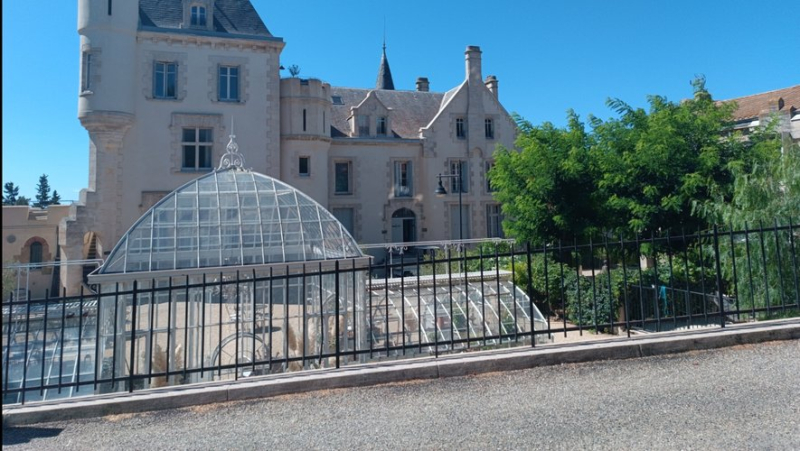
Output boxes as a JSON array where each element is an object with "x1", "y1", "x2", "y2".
[
  {"x1": 218, "y1": 65, "x2": 239, "y2": 102},
  {"x1": 153, "y1": 62, "x2": 177, "y2": 99},
  {"x1": 393, "y1": 161, "x2": 413, "y2": 197},
  {"x1": 486, "y1": 204, "x2": 504, "y2": 238},
  {"x1": 190, "y1": 5, "x2": 206, "y2": 26},
  {"x1": 456, "y1": 117, "x2": 466, "y2": 139},
  {"x1": 357, "y1": 115, "x2": 370, "y2": 136},
  {"x1": 485, "y1": 161, "x2": 496, "y2": 193},
  {"x1": 449, "y1": 160, "x2": 468, "y2": 193},
  {"x1": 182, "y1": 128, "x2": 213, "y2": 170},
  {"x1": 81, "y1": 52, "x2": 92, "y2": 92},
  {"x1": 485, "y1": 118, "x2": 494, "y2": 139},
  {"x1": 335, "y1": 161, "x2": 352, "y2": 194},
  {"x1": 331, "y1": 96, "x2": 344, "y2": 105},
  {"x1": 303, "y1": 109, "x2": 307, "y2": 131},
  {"x1": 29, "y1": 242, "x2": 43, "y2": 266},
  {"x1": 332, "y1": 208, "x2": 355, "y2": 236},
  {"x1": 377, "y1": 117, "x2": 387, "y2": 136},
  {"x1": 299, "y1": 156, "x2": 310, "y2": 177}
]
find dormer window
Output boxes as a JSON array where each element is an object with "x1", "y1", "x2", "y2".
[
  {"x1": 191, "y1": 5, "x2": 207, "y2": 27},
  {"x1": 377, "y1": 117, "x2": 387, "y2": 136}
]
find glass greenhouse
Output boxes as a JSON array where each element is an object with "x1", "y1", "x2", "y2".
[{"x1": 3, "y1": 137, "x2": 549, "y2": 403}]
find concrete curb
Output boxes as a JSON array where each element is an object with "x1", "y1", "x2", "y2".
[{"x1": 4, "y1": 319, "x2": 798, "y2": 427}]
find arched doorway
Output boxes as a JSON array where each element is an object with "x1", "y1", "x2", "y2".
[{"x1": 391, "y1": 208, "x2": 416, "y2": 243}]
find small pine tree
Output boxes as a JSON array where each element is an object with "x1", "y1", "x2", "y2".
[
  {"x1": 288, "y1": 64, "x2": 301, "y2": 77},
  {"x1": 34, "y1": 174, "x2": 52, "y2": 209},
  {"x1": 3, "y1": 182, "x2": 19, "y2": 205},
  {"x1": 16, "y1": 196, "x2": 30, "y2": 206},
  {"x1": 51, "y1": 190, "x2": 62, "y2": 205}
]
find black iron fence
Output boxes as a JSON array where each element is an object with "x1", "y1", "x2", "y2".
[{"x1": 3, "y1": 221, "x2": 798, "y2": 405}]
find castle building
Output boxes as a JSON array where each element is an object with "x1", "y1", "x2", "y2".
[{"x1": 41, "y1": 0, "x2": 515, "y2": 295}]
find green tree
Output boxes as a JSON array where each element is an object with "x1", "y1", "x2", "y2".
[
  {"x1": 491, "y1": 78, "x2": 759, "y2": 244},
  {"x1": 15, "y1": 196, "x2": 31, "y2": 206},
  {"x1": 3, "y1": 182, "x2": 20, "y2": 205},
  {"x1": 491, "y1": 111, "x2": 601, "y2": 244},
  {"x1": 51, "y1": 190, "x2": 62, "y2": 205},
  {"x1": 33, "y1": 174, "x2": 52, "y2": 208}
]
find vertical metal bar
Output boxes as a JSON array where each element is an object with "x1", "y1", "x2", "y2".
[
  {"x1": 200, "y1": 275, "x2": 206, "y2": 379},
  {"x1": 603, "y1": 235, "x2": 614, "y2": 333},
  {"x1": 234, "y1": 272, "x2": 240, "y2": 380},
  {"x1": 788, "y1": 217, "x2": 800, "y2": 308},
  {"x1": 21, "y1": 284, "x2": 33, "y2": 404},
  {"x1": 93, "y1": 285, "x2": 100, "y2": 391},
  {"x1": 302, "y1": 269, "x2": 307, "y2": 369},
  {"x1": 112, "y1": 282, "x2": 120, "y2": 390},
  {"x1": 758, "y1": 221, "x2": 771, "y2": 318},
  {"x1": 3, "y1": 280, "x2": 14, "y2": 395},
  {"x1": 284, "y1": 266, "x2": 290, "y2": 370},
  {"x1": 620, "y1": 235, "x2": 631, "y2": 338},
  {"x1": 712, "y1": 225, "x2": 726, "y2": 328},
  {"x1": 58, "y1": 288, "x2": 66, "y2": 394},
  {"x1": 183, "y1": 275, "x2": 190, "y2": 382},
  {"x1": 218, "y1": 272, "x2": 223, "y2": 378},
  {"x1": 681, "y1": 230, "x2": 692, "y2": 328},
  {"x1": 665, "y1": 230, "x2": 677, "y2": 329},
  {"x1": 447, "y1": 247, "x2": 454, "y2": 349},
  {"x1": 129, "y1": 280, "x2": 138, "y2": 392},
  {"x1": 480, "y1": 246, "x2": 487, "y2": 347},
  {"x1": 165, "y1": 278, "x2": 173, "y2": 384},
  {"x1": 40, "y1": 292, "x2": 50, "y2": 396},
  {"x1": 650, "y1": 232, "x2": 660, "y2": 332},
  {"x1": 589, "y1": 237, "x2": 598, "y2": 331},
  {"x1": 269, "y1": 267, "x2": 274, "y2": 371},
  {"x1": 576, "y1": 237, "x2": 583, "y2": 335},
  {"x1": 76, "y1": 287, "x2": 85, "y2": 392},
  {"x1": 697, "y1": 228, "x2": 708, "y2": 324},
  {"x1": 635, "y1": 234, "x2": 645, "y2": 330},
  {"x1": 368, "y1": 259, "x2": 374, "y2": 359},
  {"x1": 559, "y1": 240, "x2": 567, "y2": 337},
  {"x1": 252, "y1": 269, "x2": 257, "y2": 376},
  {"x1": 401, "y1": 255, "x2": 407, "y2": 354},
  {"x1": 353, "y1": 259, "x2": 359, "y2": 360},
  {"x1": 525, "y1": 242, "x2": 535, "y2": 347},
  {"x1": 495, "y1": 244, "x2": 502, "y2": 341},
  {"x1": 728, "y1": 224, "x2": 740, "y2": 318},
  {"x1": 512, "y1": 243, "x2": 519, "y2": 343},
  {"x1": 417, "y1": 253, "x2": 422, "y2": 354},
  {"x1": 148, "y1": 279, "x2": 156, "y2": 387},
  {"x1": 463, "y1": 246, "x2": 470, "y2": 348},
  {"x1": 542, "y1": 241, "x2": 549, "y2": 340},
  {"x1": 384, "y1": 252, "x2": 389, "y2": 356},
  {"x1": 432, "y1": 250, "x2": 439, "y2": 358},
  {"x1": 317, "y1": 263, "x2": 323, "y2": 366},
  {"x1": 772, "y1": 219, "x2": 787, "y2": 313},
  {"x1": 743, "y1": 222, "x2": 756, "y2": 319},
  {"x1": 335, "y1": 260, "x2": 341, "y2": 369}
]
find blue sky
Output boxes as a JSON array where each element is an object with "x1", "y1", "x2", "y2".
[{"x1": 2, "y1": 0, "x2": 799, "y2": 201}]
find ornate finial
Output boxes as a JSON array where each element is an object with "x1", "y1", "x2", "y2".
[{"x1": 218, "y1": 117, "x2": 246, "y2": 170}]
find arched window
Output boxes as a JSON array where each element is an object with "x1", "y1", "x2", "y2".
[{"x1": 30, "y1": 242, "x2": 43, "y2": 266}]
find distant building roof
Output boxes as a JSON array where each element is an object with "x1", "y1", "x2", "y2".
[
  {"x1": 329, "y1": 88, "x2": 445, "y2": 139},
  {"x1": 721, "y1": 85, "x2": 800, "y2": 121},
  {"x1": 139, "y1": 0, "x2": 274, "y2": 38}
]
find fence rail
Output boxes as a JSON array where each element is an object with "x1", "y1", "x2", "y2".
[{"x1": 3, "y1": 221, "x2": 798, "y2": 405}]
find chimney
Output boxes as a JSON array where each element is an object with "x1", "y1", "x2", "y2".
[
  {"x1": 416, "y1": 77, "x2": 430, "y2": 92},
  {"x1": 465, "y1": 45, "x2": 482, "y2": 85},
  {"x1": 485, "y1": 75, "x2": 498, "y2": 98}
]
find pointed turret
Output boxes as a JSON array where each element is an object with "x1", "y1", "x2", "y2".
[{"x1": 375, "y1": 43, "x2": 395, "y2": 90}]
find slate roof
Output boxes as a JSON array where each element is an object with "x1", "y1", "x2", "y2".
[
  {"x1": 376, "y1": 47, "x2": 395, "y2": 90},
  {"x1": 720, "y1": 85, "x2": 800, "y2": 121},
  {"x1": 329, "y1": 88, "x2": 445, "y2": 139},
  {"x1": 139, "y1": 0, "x2": 273, "y2": 38}
]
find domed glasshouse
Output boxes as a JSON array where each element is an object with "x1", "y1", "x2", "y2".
[{"x1": 2, "y1": 135, "x2": 547, "y2": 404}]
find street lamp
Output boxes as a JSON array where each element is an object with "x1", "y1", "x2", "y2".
[{"x1": 435, "y1": 173, "x2": 463, "y2": 241}]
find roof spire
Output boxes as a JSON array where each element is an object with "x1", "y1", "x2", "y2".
[{"x1": 376, "y1": 21, "x2": 395, "y2": 90}]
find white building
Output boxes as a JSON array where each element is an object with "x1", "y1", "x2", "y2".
[{"x1": 51, "y1": 0, "x2": 516, "y2": 294}]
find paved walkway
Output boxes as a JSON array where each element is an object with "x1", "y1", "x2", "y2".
[{"x1": 4, "y1": 339, "x2": 798, "y2": 450}]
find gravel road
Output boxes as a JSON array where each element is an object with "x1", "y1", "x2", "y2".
[{"x1": 4, "y1": 340, "x2": 799, "y2": 450}]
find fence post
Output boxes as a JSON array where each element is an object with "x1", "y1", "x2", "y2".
[
  {"x1": 129, "y1": 280, "x2": 138, "y2": 392},
  {"x1": 526, "y1": 242, "x2": 535, "y2": 347},
  {"x1": 712, "y1": 225, "x2": 726, "y2": 328},
  {"x1": 335, "y1": 260, "x2": 340, "y2": 369}
]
